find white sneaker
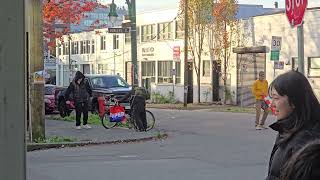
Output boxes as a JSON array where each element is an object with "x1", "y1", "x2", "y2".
[
  {"x1": 261, "y1": 125, "x2": 268, "y2": 129},
  {"x1": 83, "y1": 124, "x2": 92, "y2": 129},
  {"x1": 255, "y1": 125, "x2": 263, "y2": 130},
  {"x1": 75, "y1": 126, "x2": 81, "y2": 130}
]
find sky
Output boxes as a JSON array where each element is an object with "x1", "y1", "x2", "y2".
[{"x1": 102, "y1": 0, "x2": 320, "y2": 13}]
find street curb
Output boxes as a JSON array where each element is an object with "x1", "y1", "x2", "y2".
[
  {"x1": 147, "y1": 104, "x2": 255, "y2": 114},
  {"x1": 27, "y1": 133, "x2": 168, "y2": 152}
]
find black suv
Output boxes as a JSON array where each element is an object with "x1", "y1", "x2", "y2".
[{"x1": 57, "y1": 75, "x2": 132, "y2": 117}]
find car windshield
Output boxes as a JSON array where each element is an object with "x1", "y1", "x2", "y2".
[
  {"x1": 90, "y1": 76, "x2": 129, "y2": 89},
  {"x1": 45, "y1": 86, "x2": 55, "y2": 95}
]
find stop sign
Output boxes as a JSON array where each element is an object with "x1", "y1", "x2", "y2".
[{"x1": 285, "y1": 0, "x2": 308, "y2": 27}]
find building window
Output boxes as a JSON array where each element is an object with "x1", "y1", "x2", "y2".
[
  {"x1": 86, "y1": 40, "x2": 91, "y2": 54},
  {"x1": 64, "y1": 42, "x2": 69, "y2": 55},
  {"x1": 141, "y1": 61, "x2": 155, "y2": 83},
  {"x1": 203, "y1": 60, "x2": 210, "y2": 77},
  {"x1": 57, "y1": 43, "x2": 62, "y2": 56},
  {"x1": 308, "y1": 57, "x2": 320, "y2": 77},
  {"x1": 175, "y1": 20, "x2": 184, "y2": 39},
  {"x1": 91, "y1": 40, "x2": 95, "y2": 54},
  {"x1": 98, "y1": 64, "x2": 108, "y2": 74},
  {"x1": 71, "y1": 41, "x2": 78, "y2": 54},
  {"x1": 80, "y1": 41, "x2": 84, "y2": 54},
  {"x1": 158, "y1": 22, "x2": 173, "y2": 40},
  {"x1": 141, "y1": 24, "x2": 156, "y2": 42},
  {"x1": 125, "y1": 33, "x2": 131, "y2": 44},
  {"x1": 74, "y1": 41, "x2": 78, "y2": 54},
  {"x1": 71, "y1": 42, "x2": 75, "y2": 54},
  {"x1": 80, "y1": 41, "x2": 87, "y2": 54},
  {"x1": 100, "y1": 36, "x2": 106, "y2": 50},
  {"x1": 113, "y1": 34, "x2": 119, "y2": 50},
  {"x1": 158, "y1": 61, "x2": 173, "y2": 84},
  {"x1": 175, "y1": 62, "x2": 181, "y2": 84}
]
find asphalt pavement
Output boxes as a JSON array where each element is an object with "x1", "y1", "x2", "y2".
[{"x1": 28, "y1": 108, "x2": 277, "y2": 180}]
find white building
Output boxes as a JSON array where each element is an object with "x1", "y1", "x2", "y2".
[
  {"x1": 228, "y1": 8, "x2": 320, "y2": 106},
  {"x1": 56, "y1": 30, "x2": 129, "y2": 86},
  {"x1": 56, "y1": 4, "x2": 284, "y2": 104}
]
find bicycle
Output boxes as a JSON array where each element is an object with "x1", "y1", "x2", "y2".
[{"x1": 100, "y1": 94, "x2": 155, "y2": 131}]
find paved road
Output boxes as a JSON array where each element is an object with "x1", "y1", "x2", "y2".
[{"x1": 28, "y1": 109, "x2": 277, "y2": 180}]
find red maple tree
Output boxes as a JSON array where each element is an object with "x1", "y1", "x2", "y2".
[{"x1": 42, "y1": 0, "x2": 101, "y2": 47}]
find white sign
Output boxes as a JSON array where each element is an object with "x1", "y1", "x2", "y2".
[
  {"x1": 271, "y1": 36, "x2": 282, "y2": 51},
  {"x1": 274, "y1": 61, "x2": 284, "y2": 70},
  {"x1": 241, "y1": 64, "x2": 247, "y2": 72},
  {"x1": 171, "y1": 69, "x2": 176, "y2": 76}
]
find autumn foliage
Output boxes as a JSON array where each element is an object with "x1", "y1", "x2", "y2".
[{"x1": 42, "y1": 0, "x2": 99, "y2": 46}]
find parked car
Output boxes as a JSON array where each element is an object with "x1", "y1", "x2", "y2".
[
  {"x1": 56, "y1": 75, "x2": 133, "y2": 117},
  {"x1": 44, "y1": 84, "x2": 56, "y2": 114}
]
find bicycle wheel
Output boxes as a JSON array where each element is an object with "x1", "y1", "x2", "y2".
[
  {"x1": 100, "y1": 113, "x2": 117, "y2": 129},
  {"x1": 146, "y1": 110, "x2": 155, "y2": 131}
]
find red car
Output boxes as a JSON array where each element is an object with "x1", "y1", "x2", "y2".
[{"x1": 44, "y1": 84, "x2": 57, "y2": 114}]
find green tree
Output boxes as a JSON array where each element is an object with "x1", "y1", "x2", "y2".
[
  {"x1": 179, "y1": 0, "x2": 213, "y2": 103},
  {"x1": 211, "y1": 0, "x2": 238, "y2": 104}
]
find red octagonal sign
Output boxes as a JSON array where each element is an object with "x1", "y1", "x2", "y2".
[{"x1": 286, "y1": 0, "x2": 308, "y2": 27}]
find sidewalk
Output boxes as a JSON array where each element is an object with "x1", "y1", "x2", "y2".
[
  {"x1": 146, "y1": 103, "x2": 255, "y2": 113},
  {"x1": 27, "y1": 119, "x2": 166, "y2": 151}
]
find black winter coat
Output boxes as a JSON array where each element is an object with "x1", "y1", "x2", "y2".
[
  {"x1": 266, "y1": 107, "x2": 320, "y2": 180},
  {"x1": 65, "y1": 72, "x2": 92, "y2": 103}
]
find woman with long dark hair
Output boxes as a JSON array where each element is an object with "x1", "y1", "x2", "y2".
[
  {"x1": 281, "y1": 140, "x2": 320, "y2": 180},
  {"x1": 266, "y1": 71, "x2": 320, "y2": 180}
]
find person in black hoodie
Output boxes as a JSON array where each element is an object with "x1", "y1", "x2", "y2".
[
  {"x1": 65, "y1": 71, "x2": 92, "y2": 129},
  {"x1": 118, "y1": 85, "x2": 148, "y2": 131},
  {"x1": 266, "y1": 71, "x2": 320, "y2": 180}
]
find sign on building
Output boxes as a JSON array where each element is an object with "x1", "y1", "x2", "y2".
[
  {"x1": 142, "y1": 47, "x2": 155, "y2": 57},
  {"x1": 108, "y1": 27, "x2": 130, "y2": 33},
  {"x1": 171, "y1": 69, "x2": 176, "y2": 76},
  {"x1": 271, "y1": 36, "x2": 282, "y2": 51},
  {"x1": 271, "y1": 36, "x2": 282, "y2": 61},
  {"x1": 274, "y1": 61, "x2": 284, "y2": 69},
  {"x1": 173, "y1": 46, "x2": 180, "y2": 62},
  {"x1": 241, "y1": 64, "x2": 248, "y2": 72}
]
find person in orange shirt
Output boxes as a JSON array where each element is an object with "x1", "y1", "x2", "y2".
[{"x1": 252, "y1": 71, "x2": 269, "y2": 130}]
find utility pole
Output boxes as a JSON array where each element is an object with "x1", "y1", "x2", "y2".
[
  {"x1": 113, "y1": 50, "x2": 116, "y2": 75},
  {"x1": 68, "y1": 0, "x2": 73, "y2": 82},
  {"x1": 0, "y1": 0, "x2": 26, "y2": 179},
  {"x1": 127, "y1": 0, "x2": 138, "y2": 85},
  {"x1": 28, "y1": 0, "x2": 45, "y2": 141},
  {"x1": 297, "y1": 23, "x2": 304, "y2": 75},
  {"x1": 69, "y1": 35, "x2": 72, "y2": 81},
  {"x1": 183, "y1": 0, "x2": 189, "y2": 107}
]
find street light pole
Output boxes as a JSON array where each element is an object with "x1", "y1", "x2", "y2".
[
  {"x1": 297, "y1": 23, "x2": 304, "y2": 75},
  {"x1": 109, "y1": 0, "x2": 138, "y2": 85},
  {"x1": 68, "y1": 35, "x2": 72, "y2": 81},
  {"x1": 183, "y1": 0, "x2": 189, "y2": 107},
  {"x1": 113, "y1": 50, "x2": 116, "y2": 75},
  {"x1": 68, "y1": 0, "x2": 72, "y2": 82},
  {"x1": 127, "y1": 0, "x2": 138, "y2": 85}
]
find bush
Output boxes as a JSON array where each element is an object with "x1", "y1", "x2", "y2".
[{"x1": 151, "y1": 91, "x2": 176, "y2": 104}]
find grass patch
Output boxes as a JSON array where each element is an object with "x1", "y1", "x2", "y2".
[
  {"x1": 223, "y1": 107, "x2": 255, "y2": 113},
  {"x1": 147, "y1": 104, "x2": 256, "y2": 113},
  {"x1": 51, "y1": 113, "x2": 101, "y2": 125},
  {"x1": 50, "y1": 113, "x2": 132, "y2": 128},
  {"x1": 33, "y1": 136, "x2": 77, "y2": 143}
]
